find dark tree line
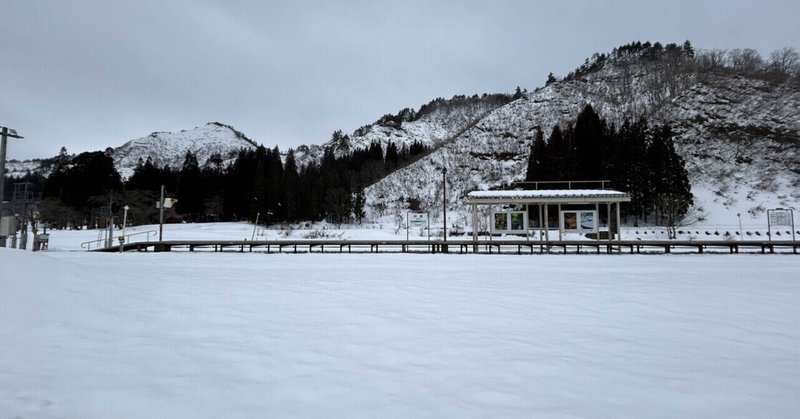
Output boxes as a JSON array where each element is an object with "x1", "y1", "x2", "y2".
[
  {"x1": 525, "y1": 105, "x2": 693, "y2": 231},
  {"x1": 556, "y1": 40, "x2": 799, "y2": 85},
  {"x1": 30, "y1": 137, "x2": 430, "y2": 229}
]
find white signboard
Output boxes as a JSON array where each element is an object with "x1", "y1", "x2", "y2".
[
  {"x1": 408, "y1": 212, "x2": 428, "y2": 227},
  {"x1": 156, "y1": 198, "x2": 178, "y2": 209},
  {"x1": 767, "y1": 208, "x2": 796, "y2": 242},
  {"x1": 768, "y1": 209, "x2": 793, "y2": 226}
]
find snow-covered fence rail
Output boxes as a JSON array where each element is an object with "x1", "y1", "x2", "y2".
[
  {"x1": 81, "y1": 230, "x2": 158, "y2": 251},
  {"x1": 92, "y1": 239, "x2": 799, "y2": 255}
]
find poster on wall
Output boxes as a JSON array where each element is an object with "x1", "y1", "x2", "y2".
[
  {"x1": 492, "y1": 211, "x2": 527, "y2": 234},
  {"x1": 580, "y1": 211, "x2": 595, "y2": 230},
  {"x1": 561, "y1": 210, "x2": 597, "y2": 232},
  {"x1": 510, "y1": 212, "x2": 525, "y2": 231},
  {"x1": 494, "y1": 213, "x2": 507, "y2": 231},
  {"x1": 564, "y1": 213, "x2": 577, "y2": 230}
]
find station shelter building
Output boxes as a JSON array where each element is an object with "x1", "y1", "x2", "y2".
[{"x1": 465, "y1": 185, "x2": 631, "y2": 242}]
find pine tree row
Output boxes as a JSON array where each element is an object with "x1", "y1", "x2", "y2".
[
  {"x1": 31, "y1": 139, "x2": 430, "y2": 229},
  {"x1": 525, "y1": 105, "x2": 693, "y2": 227}
]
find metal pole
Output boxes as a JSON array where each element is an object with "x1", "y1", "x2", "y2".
[
  {"x1": 544, "y1": 204, "x2": 549, "y2": 241},
  {"x1": 122, "y1": 205, "x2": 129, "y2": 238},
  {"x1": 442, "y1": 168, "x2": 447, "y2": 242},
  {"x1": 20, "y1": 199, "x2": 28, "y2": 250},
  {"x1": 471, "y1": 204, "x2": 478, "y2": 249},
  {"x1": 120, "y1": 205, "x2": 129, "y2": 253},
  {"x1": 737, "y1": 213, "x2": 743, "y2": 241},
  {"x1": 251, "y1": 212, "x2": 260, "y2": 241},
  {"x1": 427, "y1": 214, "x2": 430, "y2": 241},
  {"x1": 159, "y1": 184, "x2": 165, "y2": 241},
  {"x1": 767, "y1": 209, "x2": 772, "y2": 242},
  {"x1": 0, "y1": 127, "x2": 7, "y2": 223},
  {"x1": 0, "y1": 128, "x2": 10, "y2": 247},
  {"x1": 107, "y1": 191, "x2": 114, "y2": 248}
]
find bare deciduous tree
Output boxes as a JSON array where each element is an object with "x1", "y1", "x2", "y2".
[
  {"x1": 768, "y1": 47, "x2": 800, "y2": 76},
  {"x1": 729, "y1": 48, "x2": 764, "y2": 74},
  {"x1": 696, "y1": 48, "x2": 727, "y2": 72}
]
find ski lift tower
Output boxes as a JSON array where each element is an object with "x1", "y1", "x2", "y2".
[{"x1": 1, "y1": 126, "x2": 24, "y2": 248}]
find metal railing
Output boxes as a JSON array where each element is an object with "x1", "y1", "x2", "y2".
[
  {"x1": 93, "y1": 237, "x2": 799, "y2": 255},
  {"x1": 81, "y1": 230, "x2": 158, "y2": 250}
]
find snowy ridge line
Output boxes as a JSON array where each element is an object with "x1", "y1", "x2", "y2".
[{"x1": 93, "y1": 238, "x2": 800, "y2": 254}]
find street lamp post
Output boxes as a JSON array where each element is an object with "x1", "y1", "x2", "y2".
[{"x1": 0, "y1": 126, "x2": 24, "y2": 248}]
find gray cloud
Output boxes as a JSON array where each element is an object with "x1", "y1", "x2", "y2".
[{"x1": 2, "y1": 0, "x2": 798, "y2": 160}]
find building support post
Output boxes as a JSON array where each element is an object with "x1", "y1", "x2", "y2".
[
  {"x1": 544, "y1": 204, "x2": 549, "y2": 242},
  {"x1": 472, "y1": 203, "x2": 478, "y2": 253},
  {"x1": 595, "y1": 203, "x2": 600, "y2": 243}
]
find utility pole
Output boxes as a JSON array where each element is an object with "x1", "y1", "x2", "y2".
[
  {"x1": 0, "y1": 126, "x2": 24, "y2": 248},
  {"x1": 442, "y1": 167, "x2": 448, "y2": 244},
  {"x1": 159, "y1": 184, "x2": 165, "y2": 241},
  {"x1": 106, "y1": 191, "x2": 114, "y2": 248},
  {"x1": 442, "y1": 167, "x2": 447, "y2": 241}
]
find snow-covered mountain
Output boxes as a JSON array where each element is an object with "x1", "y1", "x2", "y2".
[
  {"x1": 4, "y1": 159, "x2": 44, "y2": 178},
  {"x1": 113, "y1": 122, "x2": 257, "y2": 178},
  {"x1": 292, "y1": 94, "x2": 512, "y2": 167},
  {"x1": 5, "y1": 122, "x2": 258, "y2": 179},
  {"x1": 364, "y1": 50, "x2": 800, "y2": 226}
]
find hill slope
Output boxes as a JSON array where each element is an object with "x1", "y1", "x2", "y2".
[
  {"x1": 364, "y1": 52, "x2": 800, "y2": 226},
  {"x1": 292, "y1": 94, "x2": 512, "y2": 167}
]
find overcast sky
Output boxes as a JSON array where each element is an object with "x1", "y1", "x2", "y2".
[{"x1": 2, "y1": 0, "x2": 798, "y2": 160}]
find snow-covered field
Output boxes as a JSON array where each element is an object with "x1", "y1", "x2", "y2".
[{"x1": 2, "y1": 225, "x2": 800, "y2": 418}]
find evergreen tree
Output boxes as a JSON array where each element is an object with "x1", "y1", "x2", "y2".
[
  {"x1": 352, "y1": 190, "x2": 366, "y2": 224},
  {"x1": 283, "y1": 149, "x2": 300, "y2": 221},
  {"x1": 126, "y1": 157, "x2": 162, "y2": 192},
  {"x1": 512, "y1": 86, "x2": 526, "y2": 100},
  {"x1": 545, "y1": 125, "x2": 570, "y2": 180},
  {"x1": 176, "y1": 151, "x2": 204, "y2": 220},
  {"x1": 613, "y1": 118, "x2": 650, "y2": 222},
  {"x1": 48, "y1": 150, "x2": 122, "y2": 208},
  {"x1": 324, "y1": 188, "x2": 352, "y2": 225},
  {"x1": 645, "y1": 124, "x2": 693, "y2": 235},
  {"x1": 525, "y1": 127, "x2": 547, "y2": 181},
  {"x1": 572, "y1": 104, "x2": 607, "y2": 179},
  {"x1": 385, "y1": 141, "x2": 399, "y2": 169}
]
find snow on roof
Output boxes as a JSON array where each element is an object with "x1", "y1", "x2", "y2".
[{"x1": 467, "y1": 189, "x2": 631, "y2": 203}]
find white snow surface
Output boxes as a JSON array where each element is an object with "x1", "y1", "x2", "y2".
[{"x1": 2, "y1": 225, "x2": 800, "y2": 418}]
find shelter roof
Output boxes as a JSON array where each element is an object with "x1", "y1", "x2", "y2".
[{"x1": 466, "y1": 189, "x2": 631, "y2": 204}]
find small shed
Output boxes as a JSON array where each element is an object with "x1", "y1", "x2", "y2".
[{"x1": 465, "y1": 189, "x2": 631, "y2": 241}]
